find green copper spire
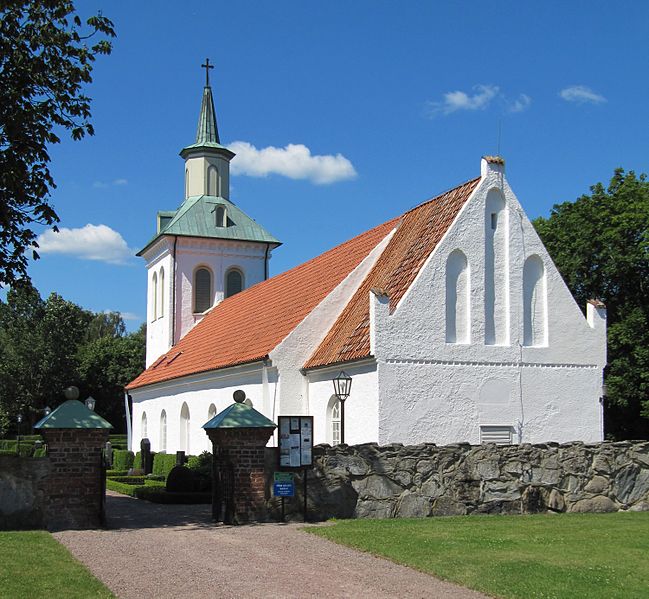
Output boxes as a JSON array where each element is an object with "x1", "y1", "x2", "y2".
[{"x1": 195, "y1": 83, "x2": 220, "y2": 145}]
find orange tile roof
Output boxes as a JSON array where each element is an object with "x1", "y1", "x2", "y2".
[
  {"x1": 127, "y1": 218, "x2": 398, "y2": 390},
  {"x1": 304, "y1": 177, "x2": 480, "y2": 370}
]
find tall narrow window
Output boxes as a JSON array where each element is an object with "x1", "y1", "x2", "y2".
[
  {"x1": 207, "y1": 165, "x2": 219, "y2": 196},
  {"x1": 194, "y1": 267, "x2": 212, "y2": 313},
  {"x1": 445, "y1": 249, "x2": 470, "y2": 343},
  {"x1": 208, "y1": 404, "x2": 217, "y2": 421},
  {"x1": 141, "y1": 412, "x2": 148, "y2": 440},
  {"x1": 327, "y1": 395, "x2": 342, "y2": 446},
  {"x1": 151, "y1": 272, "x2": 158, "y2": 320},
  {"x1": 225, "y1": 268, "x2": 243, "y2": 298},
  {"x1": 180, "y1": 402, "x2": 190, "y2": 454},
  {"x1": 523, "y1": 255, "x2": 547, "y2": 346},
  {"x1": 185, "y1": 168, "x2": 189, "y2": 198},
  {"x1": 160, "y1": 410, "x2": 167, "y2": 452},
  {"x1": 159, "y1": 267, "x2": 165, "y2": 317},
  {"x1": 215, "y1": 205, "x2": 226, "y2": 227}
]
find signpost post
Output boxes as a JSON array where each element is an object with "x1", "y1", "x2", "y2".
[{"x1": 277, "y1": 415, "x2": 314, "y2": 522}]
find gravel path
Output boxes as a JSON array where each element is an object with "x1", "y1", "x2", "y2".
[{"x1": 54, "y1": 491, "x2": 488, "y2": 599}]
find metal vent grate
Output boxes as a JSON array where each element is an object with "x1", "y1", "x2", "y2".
[{"x1": 480, "y1": 425, "x2": 513, "y2": 445}]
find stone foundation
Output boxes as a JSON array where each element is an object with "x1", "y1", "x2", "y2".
[{"x1": 267, "y1": 440, "x2": 649, "y2": 520}]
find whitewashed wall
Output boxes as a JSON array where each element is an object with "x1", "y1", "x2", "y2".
[
  {"x1": 130, "y1": 363, "x2": 276, "y2": 454},
  {"x1": 307, "y1": 362, "x2": 379, "y2": 446},
  {"x1": 370, "y1": 158, "x2": 606, "y2": 445},
  {"x1": 174, "y1": 237, "x2": 267, "y2": 342}
]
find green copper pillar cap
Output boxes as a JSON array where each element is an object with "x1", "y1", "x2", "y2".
[
  {"x1": 203, "y1": 402, "x2": 276, "y2": 429},
  {"x1": 34, "y1": 400, "x2": 113, "y2": 430}
]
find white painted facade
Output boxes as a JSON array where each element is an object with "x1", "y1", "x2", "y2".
[{"x1": 130, "y1": 157, "x2": 606, "y2": 453}]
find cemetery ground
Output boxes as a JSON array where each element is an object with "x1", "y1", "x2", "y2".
[
  {"x1": 2, "y1": 500, "x2": 649, "y2": 598},
  {"x1": 309, "y1": 512, "x2": 649, "y2": 599}
]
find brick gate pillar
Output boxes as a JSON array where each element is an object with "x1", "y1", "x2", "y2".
[
  {"x1": 35, "y1": 400, "x2": 112, "y2": 530},
  {"x1": 203, "y1": 399, "x2": 276, "y2": 524}
]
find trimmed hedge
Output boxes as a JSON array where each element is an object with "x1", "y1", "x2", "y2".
[
  {"x1": 106, "y1": 469, "x2": 129, "y2": 477},
  {"x1": 135, "y1": 486, "x2": 211, "y2": 504},
  {"x1": 152, "y1": 453, "x2": 177, "y2": 477},
  {"x1": 112, "y1": 449, "x2": 134, "y2": 471},
  {"x1": 105, "y1": 479, "x2": 139, "y2": 497},
  {"x1": 108, "y1": 476, "x2": 146, "y2": 485}
]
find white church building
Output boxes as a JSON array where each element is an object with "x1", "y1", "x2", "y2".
[{"x1": 126, "y1": 75, "x2": 607, "y2": 455}]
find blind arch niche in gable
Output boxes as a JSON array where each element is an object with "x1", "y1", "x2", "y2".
[
  {"x1": 523, "y1": 254, "x2": 547, "y2": 346},
  {"x1": 194, "y1": 267, "x2": 213, "y2": 313},
  {"x1": 225, "y1": 268, "x2": 243, "y2": 298},
  {"x1": 445, "y1": 249, "x2": 470, "y2": 344}
]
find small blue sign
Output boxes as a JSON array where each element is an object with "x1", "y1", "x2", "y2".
[{"x1": 274, "y1": 481, "x2": 295, "y2": 497}]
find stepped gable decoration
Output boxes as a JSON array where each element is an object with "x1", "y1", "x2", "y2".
[
  {"x1": 127, "y1": 217, "x2": 397, "y2": 389},
  {"x1": 305, "y1": 177, "x2": 480, "y2": 369},
  {"x1": 34, "y1": 400, "x2": 112, "y2": 429}
]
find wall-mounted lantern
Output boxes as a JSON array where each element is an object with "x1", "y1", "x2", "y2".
[{"x1": 332, "y1": 371, "x2": 352, "y2": 444}]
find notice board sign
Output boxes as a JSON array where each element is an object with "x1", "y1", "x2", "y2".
[
  {"x1": 273, "y1": 472, "x2": 295, "y2": 497},
  {"x1": 278, "y1": 415, "x2": 313, "y2": 468}
]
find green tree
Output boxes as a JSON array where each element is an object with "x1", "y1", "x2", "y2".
[
  {"x1": 0, "y1": 285, "x2": 145, "y2": 435},
  {"x1": 534, "y1": 169, "x2": 649, "y2": 439},
  {"x1": 0, "y1": 1, "x2": 115, "y2": 287},
  {"x1": 77, "y1": 324, "x2": 146, "y2": 431},
  {"x1": 0, "y1": 284, "x2": 92, "y2": 430}
]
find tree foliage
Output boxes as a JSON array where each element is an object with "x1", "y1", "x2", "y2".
[
  {"x1": 0, "y1": 284, "x2": 144, "y2": 434},
  {"x1": 0, "y1": 1, "x2": 115, "y2": 287},
  {"x1": 534, "y1": 169, "x2": 649, "y2": 439}
]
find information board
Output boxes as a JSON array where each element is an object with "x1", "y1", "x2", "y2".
[
  {"x1": 273, "y1": 472, "x2": 295, "y2": 497},
  {"x1": 278, "y1": 415, "x2": 313, "y2": 468}
]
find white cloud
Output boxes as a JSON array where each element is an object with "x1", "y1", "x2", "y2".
[
  {"x1": 229, "y1": 141, "x2": 357, "y2": 184},
  {"x1": 36, "y1": 224, "x2": 134, "y2": 265},
  {"x1": 102, "y1": 309, "x2": 140, "y2": 321},
  {"x1": 559, "y1": 85, "x2": 607, "y2": 104},
  {"x1": 426, "y1": 84, "x2": 500, "y2": 116},
  {"x1": 93, "y1": 178, "x2": 128, "y2": 189},
  {"x1": 508, "y1": 94, "x2": 532, "y2": 113}
]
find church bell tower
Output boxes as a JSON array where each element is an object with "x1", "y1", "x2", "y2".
[{"x1": 138, "y1": 60, "x2": 281, "y2": 367}]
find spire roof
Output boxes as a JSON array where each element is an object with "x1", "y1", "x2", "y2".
[{"x1": 195, "y1": 85, "x2": 220, "y2": 145}]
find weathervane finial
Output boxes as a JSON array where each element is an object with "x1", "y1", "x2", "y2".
[{"x1": 201, "y1": 58, "x2": 214, "y2": 87}]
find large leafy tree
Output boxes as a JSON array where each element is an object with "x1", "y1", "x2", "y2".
[
  {"x1": 0, "y1": 1, "x2": 115, "y2": 287},
  {"x1": 534, "y1": 169, "x2": 649, "y2": 439},
  {"x1": 0, "y1": 285, "x2": 145, "y2": 434}
]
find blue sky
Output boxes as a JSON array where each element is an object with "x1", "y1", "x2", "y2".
[{"x1": 19, "y1": 1, "x2": 649, "y2": 330}]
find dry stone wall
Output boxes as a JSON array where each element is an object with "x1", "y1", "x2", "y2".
[
  {"x1": 268, "y1": 440, "x2": 649, "y2": 520},
  {"x1": 0, "y1": 456, "x2": 50, "y2": 529}
]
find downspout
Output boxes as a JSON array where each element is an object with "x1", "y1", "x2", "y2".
[
  {"x1": 170, "y1": 235, "x2": 178, "y2": 346},
  {"x1": 264, "y1": 243, "x2": 270, "y2": 280}
]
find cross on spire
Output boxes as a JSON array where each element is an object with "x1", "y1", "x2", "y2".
[{"x1": 201, "y1": 58, "x2": 214, "y2": 87}]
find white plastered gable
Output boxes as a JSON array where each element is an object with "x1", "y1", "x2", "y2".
[{"x1": 371, "y1": 157, "x2": 605, "y2": 445}]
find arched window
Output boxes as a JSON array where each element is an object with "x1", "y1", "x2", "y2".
[
  {"x1": 207, "y1": 403, "x2": 217, "y2": 421},
  {"x1": 194, "y1": 267, "x2": 212, "y2": 313},
  {"x1": 180, "y1": 402, "x2": 190, "y2": 454},
  {"x1": 141, "y1": 412, "x2": 148, "y2": 440},
  {"x1": 225, "y1": 268, "x2": 243, "y2": 298},
  {"x1": 523, "y1": 255, "x2": 547, "y2": 346},
  {"x1": 151, "y1": 272, "x2": 158, "y2": 320},
  {"x1": 215, "y1": 205, "x2": 226, "y2": 228},
  {"x1": 185, "y1": 168, "x2": 189, "y2": 198},
  {"x1": 207, "y1": 165, "x2": 220, "y2": 196},
  {"x1": 445, "y1": 249, "x2": 470, "y2": 343},
  {"x1": 159, "y1": 267, "x2": 165, "y2": 317},
  {"x1": 159, "y1": 410, "x2": 167, "y2": 452},
  {"x1": 327, "y1": 396, "x2": 341, "y2": 446}
]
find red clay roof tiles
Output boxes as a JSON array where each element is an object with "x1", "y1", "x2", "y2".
[
  {"x1": 304, "y1": 177, "x2": 480, "y2": 369},
  {"x1": 127, "y1": 218, "x2": 398, "y2": 390}
]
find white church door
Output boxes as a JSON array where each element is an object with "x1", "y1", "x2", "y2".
[{"x1": 180, "y1": 402, "x2": 190, "y2": 454}]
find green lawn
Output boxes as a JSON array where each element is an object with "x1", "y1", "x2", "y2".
[
  {"x1": 306, "y1": 512, "x2": 649, "y2": 599},
  {"x1": 0, "y1": 531, "x2": 114, "y2": 598}
]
